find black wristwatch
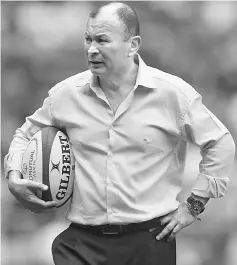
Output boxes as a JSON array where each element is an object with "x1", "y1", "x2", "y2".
[{"x1": 185, "y1": 196, "x2": 205, "y2": 217}]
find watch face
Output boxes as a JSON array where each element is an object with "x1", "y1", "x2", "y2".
[
  {"x1": 193, "y1": 201, "x2": 202, "y2": 211},
  {"x1": 187, "y1": 197, "x2": 205, "y2": 214}
]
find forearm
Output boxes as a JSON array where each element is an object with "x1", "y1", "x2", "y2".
[
  {"x1": 5, "y1": 95, "x2": 54, "y2": 179},
  {"x1": 8, "y1": 170, "x2": 23, "y2": 195},
  {"x1": 192, "y1": 133, "x2": 235, "y2": 198},
  {"x1": 182, "y1": 95, "x2": 235, "y2": 198}
]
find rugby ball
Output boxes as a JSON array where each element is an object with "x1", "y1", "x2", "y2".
[{"x1": 22, "y1": 127, "x2": 75, "y2": 207}]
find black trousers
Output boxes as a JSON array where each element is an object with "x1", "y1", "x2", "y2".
[{"x1": 52, "y1": 223, "x2": 176, "y2": 265}]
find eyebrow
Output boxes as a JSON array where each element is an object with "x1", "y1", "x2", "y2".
[{"x1": 85, "y1": 33, "x2": 110, "y2": 38}]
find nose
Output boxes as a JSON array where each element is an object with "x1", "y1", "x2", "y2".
[{"x1": 88, "y1": 43, "x2": 99, "y2": 56}]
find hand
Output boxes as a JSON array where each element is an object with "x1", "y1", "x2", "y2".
[
  {"x1": 8, "y1": 170, "x2": 57, "y2": 213},
  {"x1": 151, "y1": 203, "x2": 196, "y2": 242}
]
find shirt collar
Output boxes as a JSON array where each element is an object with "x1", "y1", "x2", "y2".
[
  {"x1": 89, "y1": 53, "x2": 156, "y2": 92},
  {"x1": 90, "y1": 73, "x2": 100, "y2": 91},
  {"x1": 134, "y1": 54, "x2": 157, "y2": 89}
]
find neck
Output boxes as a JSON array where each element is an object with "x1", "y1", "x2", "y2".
[{"x1": 98, "y1": 58, "x2": 138, "y2": 93}]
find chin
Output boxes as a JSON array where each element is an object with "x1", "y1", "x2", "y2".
[{"x1": 90, "y1": 68, "x2": 106, "y2": 76}]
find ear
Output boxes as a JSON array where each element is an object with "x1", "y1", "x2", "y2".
[{"x1": 128, "y1": 36, "x2": 141, "y2": 57}]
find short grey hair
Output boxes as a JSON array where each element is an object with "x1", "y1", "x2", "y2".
[{"x1": 89, "y1": 2, "x2": 140, "y2": 41}]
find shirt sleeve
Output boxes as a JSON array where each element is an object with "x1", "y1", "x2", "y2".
[
  {"x1": 181, "y1": 95, "x2": 236, "y2": 198},
  {"x1": 4, "y1": 93, "x2": 54, "y2": 178}
]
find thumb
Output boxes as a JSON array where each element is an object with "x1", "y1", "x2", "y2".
[{"x1": 24, "y1": 180, "x2": 48, "y2": 191}]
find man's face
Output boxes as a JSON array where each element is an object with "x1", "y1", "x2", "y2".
[{"x1": 84, "y1": 12, "x2": 130, "y2": 78}]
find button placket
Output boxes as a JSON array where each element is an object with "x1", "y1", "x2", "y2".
[
  {"x1": 106, "y1": 122, "x2": 115, "y2": 215},
  {"x1": 114, "y1": 91, "x2": 135, "y2": 120},
  {"x1": 106, "y1": 158, "x2": 114, "y2": 215}
]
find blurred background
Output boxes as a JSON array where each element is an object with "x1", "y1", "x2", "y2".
[{"x1": 1, "y1": 1, "x2": 237, "y2": 265}]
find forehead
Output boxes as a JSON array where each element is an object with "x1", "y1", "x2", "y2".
[{"x1": 86, "y1": 12, "x2": 124, "y2": 36}]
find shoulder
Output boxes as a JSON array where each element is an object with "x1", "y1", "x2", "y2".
[
  {"x1": 48, "y1": 70, "x2": 92, "y2": 96},
  {"x1": 148, "y1": 66, "x2": 200, "y2": 103}
]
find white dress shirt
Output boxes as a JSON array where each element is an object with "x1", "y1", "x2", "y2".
[{"x1": 4, "y1": 55, "x2": 235, "y2": 225}]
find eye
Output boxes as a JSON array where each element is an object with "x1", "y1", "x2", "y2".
[
  {"x1": 85, "y1": 37, "x2": 91, "y2": 44},
  {"x1": 99, "y1": 38, "x2": 108, "y2": 44}
]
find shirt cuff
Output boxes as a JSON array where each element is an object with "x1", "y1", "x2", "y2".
[
  {"x1": 4, "y1": 153, "x2": 23, "y2": 178},
  {"x1": 191, "y1": 173, "x2": 229, "y2": 198}
]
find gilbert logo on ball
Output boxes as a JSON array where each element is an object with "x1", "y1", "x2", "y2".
[{"x1": 22, "y1": 127, "x2": 75, "y2": 207}]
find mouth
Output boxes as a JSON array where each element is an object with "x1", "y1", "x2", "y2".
[{"x1": 90, "y1": 61, "x2": 103, "y2": 65}]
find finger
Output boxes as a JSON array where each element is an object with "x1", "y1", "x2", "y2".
[
  {"x1": 156, "y1": 220, "x2": 177, "y2": 240},
  {"x1": 27, "y1": 201, "x2": 58, "y2": 213},
  {"x1": 16, "y1": 189, "x2": 58, "y2": 212},
  {"x1": 29, "y1": 207, "x2": 57, "y2": 214},
  {"x1": 159, "y1": 209, "x2": 177, "y2": 225},
  {"x1": 43, "y1": 200, "x2": 58, "y2": 207},
  {"x1": 29, "y1": 196, "x2": 58, "y2": 208},
  {"x1": 160, "y1": 216, "x2": 171, "y2": 225},
  {"x1": 22, "y1": 180, "x2": 48, "y2": 191},
  {"x1": 160, "y1": 214, "x2": 174, "y2": 225},
  {"x1": 149, "y1": 227, "x2": 157, "y2": 232},
  {"x1": 167, "y1": 224, "x2": 182, "y2": 242},
  {"x1": 149, "y1": 225, "x2": 164, "y2": 233}
]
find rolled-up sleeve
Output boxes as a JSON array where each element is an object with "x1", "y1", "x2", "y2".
[
  {"x1": 4, "y1": 94, "x2": 54, "y2": 178},
  {"x1": 182, "y1": 95, "x2": 236, "y2": 198}
]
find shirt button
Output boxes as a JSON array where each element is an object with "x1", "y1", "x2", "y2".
[{"x1": 107, "y1": 180, "x2": 113, "y2": 186}]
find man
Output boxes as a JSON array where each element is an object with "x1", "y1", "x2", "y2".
[{"x1": 5, "y1": 2, "x2": 235, "y2": 265}]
